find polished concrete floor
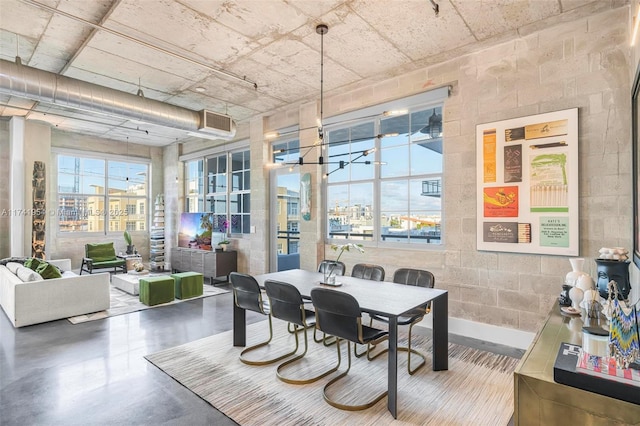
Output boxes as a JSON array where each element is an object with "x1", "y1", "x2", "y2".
[
  {"x1": 0, "y1": 284, "x2": 265, "y2": 426},
  {"x1": 1, "y1": 282, "x2": 523, "y2": 425}
]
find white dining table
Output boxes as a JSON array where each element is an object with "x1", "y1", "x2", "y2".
[{"x1": 232, "y1": 269, "x2": 449, "y2": 419}]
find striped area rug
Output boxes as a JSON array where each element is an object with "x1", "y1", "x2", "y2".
[
  {"x1": 145, "y1": 320, "x2": 518, "y2": 425},
  {"x1": 67, "y1": 284, "x2": 228, "y2": 324}
]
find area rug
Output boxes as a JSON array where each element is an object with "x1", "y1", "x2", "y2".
[
  {"x1": 68, "y1": 284, "x2": 229, "y2": 324},
  {"x1": 145, "y1": 320, "x2": 518, "y2": 425}
]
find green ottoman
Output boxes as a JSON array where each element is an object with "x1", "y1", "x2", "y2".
[
  {"x1": 139, "y1": 276, "x2": 175, "y2": 306},
  {"x1": 172, "y1": 272, "x2": 204, "y2": 300}
]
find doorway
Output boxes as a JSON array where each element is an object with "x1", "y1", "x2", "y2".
[{"x1": 270, "y1": 169, "x2": 301, "y2": 271}]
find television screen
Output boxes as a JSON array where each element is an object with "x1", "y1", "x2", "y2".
[{"x1": 178, "y1": 213, "x2": 213, "y2": 251}]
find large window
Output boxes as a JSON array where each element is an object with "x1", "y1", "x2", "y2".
[
  {"x1": 326, "y1": 104, "x2": 443, "y2": 246},
  {"x1": 57, "y1": 155, "x2": 148, "y2": 234},
  {"x1": 185, "y1": 148, "x2": 251, "y2": 236}
]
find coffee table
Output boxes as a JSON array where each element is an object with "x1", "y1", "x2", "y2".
[{"x1": 112, "y1": 272, "x2": 165, "y2": 295}]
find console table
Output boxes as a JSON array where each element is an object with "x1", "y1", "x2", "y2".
[
  {"x1": 170, "y1": 247, "x2": 237, "y2": 284},
  {"x1": 514, "y1": 304, "x2": 640, "y2": 425}
]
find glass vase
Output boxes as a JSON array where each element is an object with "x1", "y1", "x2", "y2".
[{"x1": 323, "y1": 262, "x2": 337, "y2": 285}]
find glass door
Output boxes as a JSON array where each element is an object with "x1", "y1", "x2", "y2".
[{"x1": 270, "y1": 169, "x2": 301, "y2": 271}]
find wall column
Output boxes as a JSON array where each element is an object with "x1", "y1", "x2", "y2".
[
  {"x1": 298, "y1": 101, "x2": 324, "y2": 271},
  {"x1": 248, "y1": 116, "x2": 269, "y2": 274},
  {"x1": 9, "y1": 117, "x2": 25, "y2": 257}
]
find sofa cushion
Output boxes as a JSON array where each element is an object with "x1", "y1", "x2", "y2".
[
  {"x1": 91, "y1": 259, "x2": 125, "y2": 268},
  {"x1": 6, "y1": 262, "x2": 22, "y2": 274},
  {"x1": 36, "y1": 262, "x2": 63, "y2": 280},
  {"x1": 16, "y1": 265, "x2": 44, "y2": 282},
  {"x1": 24, "y1": 257, "x2": 45, "y2": 271},
  {"x1": 86, "y1": 243, "x2": 117, "y2": 262}
]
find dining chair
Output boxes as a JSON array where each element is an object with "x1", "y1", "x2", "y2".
[
  {"x1": 264, "y1": 279, "x2": 337, "y2": 384},
  {"x1": 367, "y1": 267, "x2": 435, "y2": 374},
  {"x1": 318, "y1": 260, "x2": 346, "y2": 276},
  {"x1": 350, "y1": 263, "x2": 385, "y2": 281},
  {"x1": 230, "y1": 272, "x2": 296, "y2": 366},
  {"x1": 314, "y1": 260, "x2": 348, "y2": 345},
  {"x1": 310, "y1": 287, "x2": 389, "y2": 411}
]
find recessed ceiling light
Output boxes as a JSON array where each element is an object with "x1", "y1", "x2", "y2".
[{"x1": 195, "y1": 87, "x2": 206, "y2": 92}]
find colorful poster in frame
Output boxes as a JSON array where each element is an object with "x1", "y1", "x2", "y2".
[
  {"x1": 476, "y1": 108, "x2": 579, "y2": 255},
  {"x1": 632, "y1": 64, "x2": 640, "y2": 269}
]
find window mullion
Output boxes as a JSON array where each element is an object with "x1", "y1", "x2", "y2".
[
  {"x1": 104, "y1": 160, "x2": 108, "y2": 236},
  {"x1": 373, "y1": 121, "x2": 381, "y2": 245}
]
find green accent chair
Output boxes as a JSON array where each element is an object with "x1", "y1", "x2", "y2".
[
  {"x1": 172, "y1": 272, "x2": 204, "y2": 299},
  {"x1": 80, "y1": 243, "x2": 126, "y2": 275},
  {"x1": 139, "y1": 276, "x2": 175, "y2": 306}
]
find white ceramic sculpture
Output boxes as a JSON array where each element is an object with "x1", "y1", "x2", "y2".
[{"x1": 568, "y1": 286, "x2": 584, "y2": 311}]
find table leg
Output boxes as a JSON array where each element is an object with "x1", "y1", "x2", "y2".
[
  {"x1": 432, "y1": 292, "x2": 448, "y2": 371},
  {"x1": 233, "y1": 301, "x2": 246, "y2": 347},
  {"x1": 387, "y1": 316, "x2": 398, "y2": 419}
]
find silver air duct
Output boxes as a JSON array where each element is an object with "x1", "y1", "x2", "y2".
[{"x1": 0, "y1": 58, "x2": 236, "y2": 139}]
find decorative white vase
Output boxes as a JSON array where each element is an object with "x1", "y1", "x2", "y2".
[{"x1": 565, "y1": 258, "x2": 586, "y2": 286}]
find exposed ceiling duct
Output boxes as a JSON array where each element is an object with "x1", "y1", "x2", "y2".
[{"x1": 0, "y1": 58, "x2": 236, "y2": 140}]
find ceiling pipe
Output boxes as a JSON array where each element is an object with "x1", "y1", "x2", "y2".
[{"x1": 0, "y1": 58, "x2": 221, "y2": 133}]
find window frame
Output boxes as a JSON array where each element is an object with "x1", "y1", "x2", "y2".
[
  {"x1": 183, "y1": 144, "x2": 251, "y2": 237},
  {"x1": 323, "y1": 88, "x2": 448, "y2": 250},
  {"x1": 54, "y1": 149, "x2": 150, "y2": 237}
]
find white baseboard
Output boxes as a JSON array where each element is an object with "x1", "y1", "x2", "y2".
[{"x1": 414, "y1": 315, "x2": 535, "y2": 350}]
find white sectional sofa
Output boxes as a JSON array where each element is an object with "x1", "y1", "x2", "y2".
[{"x1": 0, "y1": 259, "x2": 110, "y2": 327}]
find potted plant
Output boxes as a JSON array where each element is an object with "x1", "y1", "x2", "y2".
[
  {"x1": 324, "y1": 242, "x2": 364, "y2": 284},
  {"x1": 216, "y1": 218, "x2": 230, "y2": 251},
  {"x1": 123, "y1": 230, "x2": 135, "y2": 255}
]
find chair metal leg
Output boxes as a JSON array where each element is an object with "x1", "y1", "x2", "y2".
[
  {"x1": 239, "y1": 315, "x2": 299, "y2": 366},
  {"x1": 366, "y1": 316, "x2": 427, "y2": 375},
  {"x1": 313, "y1": 328, "x2": 336, "y2": 346},
  {"x1": 288, "y1": 321, "x2": 313, "y2": 334},
  {"x1": 353, "y1": 335, "x2": 389, "y2": 360},
  {"x1": 405, "y1": 322, "x2": 427, "y2": 375},
  {"x1": 276, "y1": 325, "x2": 340, "y2": 384},
  {"x1": 322, "y1": 340, "x2": 388, "y2": 411}
]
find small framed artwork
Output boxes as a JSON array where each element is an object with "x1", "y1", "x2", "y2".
[{"x1": 632, "y1": 64, "x2": 640, "y2": 269}]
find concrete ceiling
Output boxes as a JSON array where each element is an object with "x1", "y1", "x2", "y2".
[{"x1": 0, "y1": 0, "x2": 627, "y2": 146}]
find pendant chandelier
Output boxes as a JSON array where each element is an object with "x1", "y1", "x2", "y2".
[{"x1": 270, "y1": 23, "x2": 389, "y2": 177}]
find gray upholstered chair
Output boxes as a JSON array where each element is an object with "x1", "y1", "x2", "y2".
[
  {"x1": 264, "y1": 279, "x2": 336, "y2": 385},
  {"x1": 368, "y1": 268, "x2": 435, "y2": 374},
  {"x1": 230, "y1": 272, "x2": 294, "y2": 366},
  {"x1": 311, "y1": 287, "x2": 389, "y2": 411},
  {"x1": 351, "y1": 263, "x2": 385, "y2": 281}
]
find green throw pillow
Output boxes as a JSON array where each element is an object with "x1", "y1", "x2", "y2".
[
  {"x1": 35, "y1": 262, "x2": 63, "y2": 280},
  {"x1": 24, "y1": 257, "x2": 44, "y2": 271}
]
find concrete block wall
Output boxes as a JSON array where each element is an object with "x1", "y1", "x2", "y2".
[
  {"x1": 0, "y1": 5, "x2": 635, "y2": 337},
  {"x1": 246, "y1": 5, "x2": 634, "y2": 333},
  {"x1": 162, "y1": 142, "x2": 180, "y2": 267}
]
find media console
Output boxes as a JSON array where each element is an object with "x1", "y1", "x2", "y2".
[{"x1": 170, "y1": 247, "x2": 237, "y2": 285}]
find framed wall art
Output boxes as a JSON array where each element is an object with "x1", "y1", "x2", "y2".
[
  {"x1": 632, "y1": 64, "x2": 640, "y2": 269},
  {"x1": 476, "y1": 108, "x2": 579, "y2": 256}
]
